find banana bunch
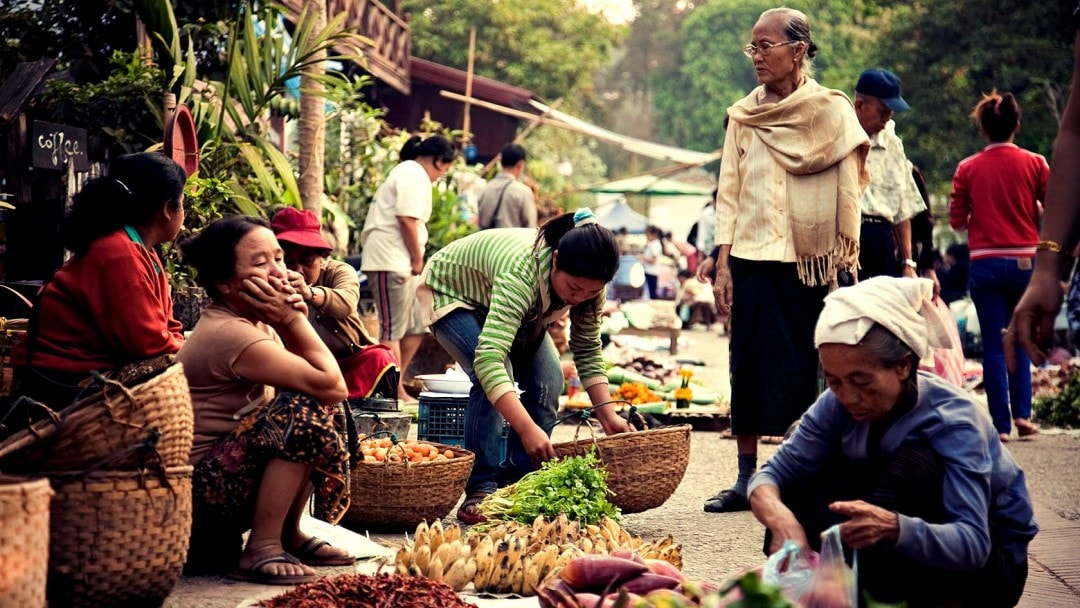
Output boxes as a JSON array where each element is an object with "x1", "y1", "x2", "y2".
[
  {"x1": 471, "y1": 532, "x2": 569, "y2": 594},
  {"x1": 473, "y1": 514, "x2": 683, "y2": 570},
  {"x1": 394, "y1": 520, "x2": 477, "y2": 591}
]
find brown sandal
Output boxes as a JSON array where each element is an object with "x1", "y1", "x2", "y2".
[{"x1": 456, "y1": 490, "x2": 491, "y2": 525}]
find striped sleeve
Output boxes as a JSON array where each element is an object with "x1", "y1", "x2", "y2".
[{"x1": 474, "y1": 268, "x2": 538, "y2": 402}]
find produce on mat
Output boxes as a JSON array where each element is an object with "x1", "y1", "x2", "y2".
[
  {"x1": 1033, "y1": 365, "x2": 1080, "y2": 428},
  {"x1": 357, "y1": 436, "x2": 457, "y2": 463},
  {"x1": 612, "y1": 382, "x2": 664, "y2": 405},
  {"x1": 256, "y1": 572, "x2": 476, "y2": 607},
  {"x1": 394, "y1": 515, "x2": 683, "y2": 596},
  {"x1": 476, "y1": 451, "x2": 620, "y2": 527},
  {"x1": 538, "y1": 557, "x2": 797, "y2": 608}
]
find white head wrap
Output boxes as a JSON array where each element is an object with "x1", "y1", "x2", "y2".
[{"x1": 814, "y1": 276, "x2": 956, "y2": 359}]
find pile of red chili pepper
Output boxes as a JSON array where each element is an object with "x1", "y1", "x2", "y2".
[{"x1": 257, "y1": 572, "x2": 475, "y2": 608}]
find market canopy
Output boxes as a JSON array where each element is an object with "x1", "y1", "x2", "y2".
[
  {"x1": 588, "y1": 174, "x2": 713, "y2": 197},
  {"x1": 596, "y1": 199, "x2": 649, "y2": 234}
]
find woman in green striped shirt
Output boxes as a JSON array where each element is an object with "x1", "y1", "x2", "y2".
[{"x1": 419, "y1": 209, "x2": 632, "y2": 524}]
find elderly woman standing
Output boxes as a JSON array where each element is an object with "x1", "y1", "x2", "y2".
[
  {"x1": 750, "y1": 277, "x2": 1037, "y2": 607},
  {"x1": 702, "y1": 7, "x2": 869, "y2": 513}
]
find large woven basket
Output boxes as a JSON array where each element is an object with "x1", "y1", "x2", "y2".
[
  {"x1": 553, "y1": 424, "x2": 692, "y2": 514},
  {"x1": 341, "y1": 443, "x2": 475, "y2": 529},
  {"x1": 47, "y1": 466, "x2": 193, "y2": 608},
  {"x1": 0, "y1": 362, "x2": 193, "y2": 471},
  {"x1": 0, "y1": 476, "x2": 52, "y2": 607}
]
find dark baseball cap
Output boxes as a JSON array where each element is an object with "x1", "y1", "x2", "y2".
[{"x1": 856, "y1": 69, "x2": 911, "y2": 112}]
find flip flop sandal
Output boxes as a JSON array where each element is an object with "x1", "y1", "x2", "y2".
[
  {"x1": 292, "y1": 537, "x2": 357, "y2": 567},
  {"x1": 456, "y1": 490, "x2": 491, "y2": 526},
  {"x1": 227, "y1": 552, "x2": 319, "y2": 586},
  {"x1": 703, "y1": 489, "x2": 750, "y2": 513}
]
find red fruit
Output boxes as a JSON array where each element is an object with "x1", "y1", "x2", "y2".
[
  {"x1": 621, "y1": 573, "x2": 682, "y2": 595},
  {"x1": 610, "y1": 550, "x2": 646, "y2": 565},
  {"x1": 645, "y1": 558, "x2": 685, "y2": 581},
  {"x1": 560, "y1": 555, "x2": 649, "y2": 593}
]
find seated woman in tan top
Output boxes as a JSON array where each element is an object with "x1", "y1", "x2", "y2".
[{"x1": 177, "y1": 217, "x2": 351, "y2": 585}]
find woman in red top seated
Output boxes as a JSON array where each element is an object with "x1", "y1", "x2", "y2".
[
  {"x1": 14, "y1": 152, "x2": 187, "y2": 408},
  {"x1": 950, "y1": 91, "x2": 1050, "y2": 442}
]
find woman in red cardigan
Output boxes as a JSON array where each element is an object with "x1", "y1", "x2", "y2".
[
  {"x1": 950, "y1": 91, "x2": 1049, "y2": 442},
  {"x1": 14, "y1": 152, "x2": 187, "y2": 407}
]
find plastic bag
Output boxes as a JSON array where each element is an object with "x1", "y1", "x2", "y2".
[
  {"x1": 802, "y1": 524, "x2": 857, "y2": 608},
  {"x1": 762, "y1": 539, "x2": 819, "y2": 602}
]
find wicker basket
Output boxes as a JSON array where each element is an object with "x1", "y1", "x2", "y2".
[
  {"x1": 0, "y1": 476, "x2": 52, "y2": 607},
  {"x1": 341, "y1": 443, "x2": 475, "y2": 529},
  {"x1": 553, "y1": 424, "x2": 692, "y2": 514},
  {"x1": 0, "y1": 362, "x2": 193, "y2": 471},
  {"x1": 47, "y1": 466, "x2": 193, "y2": 608}
]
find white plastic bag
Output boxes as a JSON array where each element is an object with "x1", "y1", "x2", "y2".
[{"x1": 802, "y1": 524, "x2": 857, "y2": 608}]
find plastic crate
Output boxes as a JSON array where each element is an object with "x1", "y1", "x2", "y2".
[{"x1": 418, "y1": 395, "x2": 509, "y2": 461}]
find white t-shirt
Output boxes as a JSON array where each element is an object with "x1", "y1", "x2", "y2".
[
  {"x1": 360, "y1": 160, "x2": 433, "y2": 273},
  {"x1": 642, "y1": 239, "x2": 663, "y2": 275}
]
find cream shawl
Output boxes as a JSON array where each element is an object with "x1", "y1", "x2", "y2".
[{"x1": 728, "y1": 78, "x2": 870, "y2": 287}]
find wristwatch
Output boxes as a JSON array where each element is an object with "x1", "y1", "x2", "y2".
[{"x1": 902, "y1": 258, "x2": 918, "y2": 269}]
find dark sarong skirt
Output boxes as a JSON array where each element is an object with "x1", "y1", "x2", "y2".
[{"x1": 728, "y1": 257, "x2": 828, "y2": 436}]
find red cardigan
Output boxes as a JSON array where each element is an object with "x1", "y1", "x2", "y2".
[
  {"x1": 15, "y1": 229, "x2": 184, "y2": 375},
  {"x1": 949, "y1": 143, "x2": 1049, "y2": 260}
]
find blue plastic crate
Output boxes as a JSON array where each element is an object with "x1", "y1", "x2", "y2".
[{"x1": 417, "y1": 396, "x2": 509, "y2": 461}]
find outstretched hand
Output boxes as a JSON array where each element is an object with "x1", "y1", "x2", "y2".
[
  {"x1": 829, "y1": 500, "x2": 899, "y2": 549},
  {"x1": 1006, "y1": 271, "x2": 1065, "y2": 371}
]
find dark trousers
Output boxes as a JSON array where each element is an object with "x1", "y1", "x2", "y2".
[
  {"x1": 859, "y1": 217, "x2": 897, "y2": 279},
  {"x1": 769, "y1": 442, "x2": 1028, "y2": 608}
]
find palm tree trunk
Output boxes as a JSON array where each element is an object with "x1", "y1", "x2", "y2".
[{"x1": 298, "y1": 0, "x2": 327, "y2": 215}]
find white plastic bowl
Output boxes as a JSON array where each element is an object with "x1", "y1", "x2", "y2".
[{"x1": 416, "y1": 374, "x2": 473, "y2": 394}]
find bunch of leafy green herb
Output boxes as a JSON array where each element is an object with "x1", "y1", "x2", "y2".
[
  {"x1": 477, "y1": 450, "x2": 620, "y2": 526},
  {"x1": 1034, "y1": 368, "x2": 1080, "y2": 429}
]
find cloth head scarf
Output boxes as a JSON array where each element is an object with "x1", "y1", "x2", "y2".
[
  {"x1": 727, "y1": 78, "x2": 870, "y2": 287},
  {"x1": 814, "y1": 276, "x2": 956, "y2": 359}
]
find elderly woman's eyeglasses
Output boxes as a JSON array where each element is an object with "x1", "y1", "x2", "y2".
[{"x1": 743, "y1": 40, "x2": 799, "y2": 58}]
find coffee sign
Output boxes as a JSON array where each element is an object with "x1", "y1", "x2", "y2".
[{"x1": 32, "y1": 121, "x2": 89, "y2": 171}]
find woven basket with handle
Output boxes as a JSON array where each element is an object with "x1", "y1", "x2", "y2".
[
  {"x1": 0, "y1": 476, "x2": 51, "y2": 607},
  {"x1": 46, "y1": 465, "x2": 192, "y2": 608},
  {"x1": 341, "y1": 442, "x2": 475, "y2": 529},
  {"x1": 553, "y1": 424, "x2": 692, "y2": 514},
  {"x1": 0, "y1": 362, "x2": 193, "y2": 471},
  {"x1": 0, "y1": 319, "x2": 27, "y2": 397}
]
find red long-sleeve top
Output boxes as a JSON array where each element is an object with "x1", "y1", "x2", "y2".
[
  {"x1": 949, "y1": 143, "x2": 1049, "y2": 260},
  {"x1": 14, "y1": 229, "x2": 184, "y2": 375}
]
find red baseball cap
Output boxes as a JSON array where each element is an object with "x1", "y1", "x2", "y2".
[{"x1": 270, "y1": 207, "x2": 332, "y2": 251}]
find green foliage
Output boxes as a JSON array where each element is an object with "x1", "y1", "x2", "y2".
[
  {"x1": 867, "y1": 0, "x2": 1074, "y2": 189},
  {"x1": 1034, "y1": 368, "x2": 1080, "y2": 429},
  {"x1": 401, "y1": 0, "x2": 626, "y2": 100},
  {"x1": 475, "y1": 450, "x2": 620, "y2": 528},
  {"x1": 523, "y1": 126, "x2": 609, "y2": 211},
  {"x1": 39, "y1": 51, "x2": 168, "y2": 155},
  {"x1": 160, "y1": 174, "x2": 233, "y2": 292}
]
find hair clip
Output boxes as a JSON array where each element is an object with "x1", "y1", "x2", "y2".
[
  {"x1": 113, "y1": 178, "x2": 133, "y2": 196},
  {"x1": 573, "y1": 207, "x2": 597, "y2": 227}
]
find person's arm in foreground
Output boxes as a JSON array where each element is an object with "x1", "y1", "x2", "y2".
[{"x1": 1007, "y1": 29, "x2": 1080, "y2": 369}]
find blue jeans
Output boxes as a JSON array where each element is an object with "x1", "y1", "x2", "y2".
[
  {"x1": 969, "y1": 258, "x2": 1033, "y2": 434},
  {"x1": 431, "y1": 308, "x2": 562, "y2": 495}
]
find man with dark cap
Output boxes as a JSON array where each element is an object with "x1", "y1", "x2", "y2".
[
  {"x1": 477, "y1": 143, "x2": 538, "y2": 229},
  {"x1": 854, "y1": 68, "x2": 927, "y2": 280}
]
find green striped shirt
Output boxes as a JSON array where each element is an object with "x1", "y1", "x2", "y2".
[{"x1": 420, "y1": 228, "x2": 607, "y2": 402}]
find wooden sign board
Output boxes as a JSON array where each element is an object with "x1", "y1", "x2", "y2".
[{"x1": 31, "y1": 121, "x2": 89, "y2": 171}]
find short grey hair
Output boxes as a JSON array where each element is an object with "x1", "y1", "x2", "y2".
[
  {"x1": 859, "y1": 324, "x2": 919, "y2": 391},
  {"x1": 759, "y1": 7, "x2": 819, "y2": 78}
]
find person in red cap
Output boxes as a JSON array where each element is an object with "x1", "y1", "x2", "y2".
[{"x1": 270, "y1": 207, "x2": 399, "y2": 405}]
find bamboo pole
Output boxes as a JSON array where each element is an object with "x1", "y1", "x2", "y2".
[
  {"x1": 462, "y1": 27, "x2": 477, "y2": 141},
  {"x1": 480, "y1": 97, "x2": 564, "y2": 177}
]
